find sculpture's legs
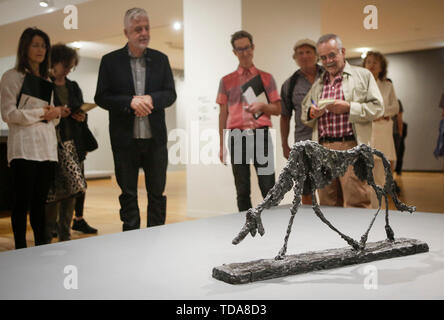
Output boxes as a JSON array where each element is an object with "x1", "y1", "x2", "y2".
[
  {"x1": 360, "y1": 208, "x2": 380, "y2": 249},
  {"x1": 233, "y1": 167, "x2": 295, "y2": 245},
  {"x1": 384, "y1": 194, "x2": 395, "y2": 241},
  {"x1": 275, "y1": 191, "x2": 301, "y2": 260},
  {"x1": 311, "y1": 192, "x2": 362, "y2": 251},
  {"x1": 360, "y1": 184, "x2": 383, "y2": 248}
]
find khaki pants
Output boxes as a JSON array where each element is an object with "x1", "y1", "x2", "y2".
[{"x1": 318, "y1": 140, "x2": 372, "y2": 208}]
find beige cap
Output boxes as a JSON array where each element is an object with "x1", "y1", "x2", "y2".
[{"x1": 293, "y1": 38, "x2": 317, "y2": 51}]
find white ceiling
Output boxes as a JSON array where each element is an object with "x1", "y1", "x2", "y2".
[
  {"x1": 0, "y1": 0, "x2": 92, "y2": 26},
  {"x1": 0, "y1": 0, "x2": 184, "y2": 68},
  {"x1": 0, "y1": 0, "x2": 443, "y2": 69},
  {"x1": 321, "y1": 0, "x2": 444, "y2": 58}
]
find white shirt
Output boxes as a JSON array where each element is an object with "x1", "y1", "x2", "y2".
[
  {"x1": 370, "y1": 79, "x2": 400, "y2": 161},
  {"x1": 0, "y1": 68, "x2": 59, "y2": 164}
]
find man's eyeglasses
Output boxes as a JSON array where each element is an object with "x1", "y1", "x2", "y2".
[
  {"x1": 320, "y1": 51, "x2": 339, "y2": 62},
  {"x1": 234, "y1": 45, "x2": 253, "y2": 53}
]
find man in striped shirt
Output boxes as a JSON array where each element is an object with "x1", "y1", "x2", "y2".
[{"x1": 301, "y1": 34, "x2": 384, "y2": 208}]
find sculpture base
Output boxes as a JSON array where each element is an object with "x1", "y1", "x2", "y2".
[{"x1": 212, "y1": 238, "x2": 429, "y2": 284}]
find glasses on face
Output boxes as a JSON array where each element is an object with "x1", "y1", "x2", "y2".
[
  {"x1": 234, "y1": 45, "x2": 253, "y2": 53},
  {"x1": 319, "y1": 51, "x2": 338, "y2": 62}
]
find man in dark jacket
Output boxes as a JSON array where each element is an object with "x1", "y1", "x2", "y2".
[{"x1": 94, "y1": 7, "x2": 176, "y2": 231}]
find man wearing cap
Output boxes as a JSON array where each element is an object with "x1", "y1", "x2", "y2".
[
  {"x1": 301, "y1": 34, "x2": 384, "y2": 208},
  {"x1": 280, "y1": 39, "x2": 323, "y2": 204},
  {"x1": 217, "y1": 30, "x2": 282, "y2": 212}
]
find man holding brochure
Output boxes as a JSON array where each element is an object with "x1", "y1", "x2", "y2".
[
  {"x1": 301, "y1": 34, "x2": 384, "y2": 208},
  {"x1": 217, "y1": 30, "x2": 281, "y2": 212}
]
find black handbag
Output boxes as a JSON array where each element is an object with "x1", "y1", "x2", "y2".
[
  {"x1": 81, "y1": 124, "x2": 98, "y2": 152},
  {"x1": 47, "y1": 139, "x2": 87, "y2": 203}
]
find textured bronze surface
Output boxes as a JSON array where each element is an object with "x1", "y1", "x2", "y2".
[
  {"x1": 232, "y1": 141, "x2": 416, "y2": 259},
  {"x1": 213, "y1": 238, "x2": 429, "y2": 284}
]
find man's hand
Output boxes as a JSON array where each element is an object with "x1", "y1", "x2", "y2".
[
  {"x1": 282, "y1": 143, "x2": 291, "y2": 159},
  {"x1": 131, "y1": 95, "x2": 153, "y2": 117},
  {"x1": 219, "y1": 144, "x2": 227, "y2": 165},
  {"x1": 309, "y1": 104, "x2": 325, "y2": 119},
  {"x1": 246, "y1": 102, "x2": 266, "y2": 114},
  {"x1": 325, "y1": 100, "x2": 350, "y2": 114}
]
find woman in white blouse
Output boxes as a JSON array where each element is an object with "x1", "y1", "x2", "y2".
[
  {"x1": 0, "y1": 28, "x2": 68, "y2": 249},
  {"x1": 363, "y1": 51, "x2": 400, "y2": 208}
]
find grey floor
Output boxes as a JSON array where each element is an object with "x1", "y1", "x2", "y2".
[{"x1": 0, "y1": 205, "x2": 442, "y2": 299}]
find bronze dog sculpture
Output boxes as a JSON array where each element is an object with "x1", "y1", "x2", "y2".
[{"x1": 232, "y1": 140, "x2": 415, "y2": 260}]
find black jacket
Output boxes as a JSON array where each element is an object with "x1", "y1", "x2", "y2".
[
  {"x1": 53, "y1": 78, "x2": 97, "y2": 162},
  {"x1": 94, "y1": 45, "x2": 176, "y2": 149}
]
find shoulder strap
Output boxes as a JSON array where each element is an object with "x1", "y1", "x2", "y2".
[{"x1": 287, "y1": 71, "x2": 299, "y2": 106}]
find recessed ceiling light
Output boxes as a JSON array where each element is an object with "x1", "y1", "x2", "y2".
[
  {"x1": 39, "y1": 1, "x2": 49, "y2": 7},
  {"x1": 69, "y1": 41, "x2": 83, "y2": 49},
  {"x1": 356, "y1": 47, "x2": 371, "y2": 53},
  {"x1": 356, "y1": 47, "x2": 371, "y2": 59},
  {"x1": 173, "y1": 22, "x2": 182, "y2": 31}
]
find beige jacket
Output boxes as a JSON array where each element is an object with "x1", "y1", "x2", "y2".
[{"x1": 301, "y1": 62, "x2": 384, "y2": 145}]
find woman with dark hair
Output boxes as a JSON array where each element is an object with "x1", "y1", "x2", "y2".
[
  {"x1": 45, "y1": 43, "x2": 98, "y2": 243},
  {"x1": 363, "y1": 51, "x2": 400, "y2": 207},
  {"x1": 0, "y1": 27, "x2": 68, "y2": 249}
]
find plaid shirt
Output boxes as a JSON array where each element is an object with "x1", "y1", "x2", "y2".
[{"x1": 318, "y1": 73, "x2": 354, "y2": 138}]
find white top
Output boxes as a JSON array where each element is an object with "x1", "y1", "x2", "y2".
[
  {"x1": 371, "y1": 79, "x2": 400, "y2": 160},
  {"x1": 0, "y1": 68, "x2": 59, "y2": 164}
]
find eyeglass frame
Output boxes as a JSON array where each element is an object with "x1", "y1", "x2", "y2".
[{"x1": 233, "y1": 44, "x2": 254, "y2": 54}]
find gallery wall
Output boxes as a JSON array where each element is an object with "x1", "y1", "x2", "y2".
[
  {"x1": 0, "y1": 54, "x2": 182, "y2": 177},
  {"x1": 242, "y1": 0, "x2": 322, "y2": 207},
  {"x1": 349, "y1": 48, "x2": 444, "y2": 172},
  {"x1": 0, "y1": 0, "x2": 443, "y2": 220}
]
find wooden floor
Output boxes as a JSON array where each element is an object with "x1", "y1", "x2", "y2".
[{"x1": 0, "y1": 170, "x2": 443, "y2": 252}]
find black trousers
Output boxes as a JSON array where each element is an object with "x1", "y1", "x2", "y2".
[
  {"x1": 74, "y1": 192, "x2": 85, "y2": 218},
  {"x1": 112, "y1": 139, "x2": 168, "y2": 231},
  {"x1": 74, "y1": 162, "x2": 85, "y2": 218},
  {"x1": 229, "y1": 128, "x2": 275, "y2": 212},
  {"x1": 10, "y1": 159, "x2": 55, "y2": 249},
  {"x1": 393, "y1": 133, "x2": 406, "y2": 174}
]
